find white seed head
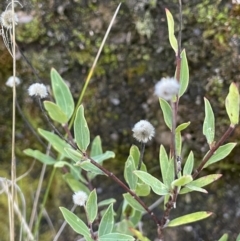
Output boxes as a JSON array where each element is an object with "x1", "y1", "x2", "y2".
[
  {"x1": 154, "y1": 77, "x2": 180, "y2": 101},
  {"x1": 72, "y1": 191, "x2": 88, "y2": 206},
  {"x1": 6, "y1": 76, "x2": 21, "y2": 87},
  {"x1": 132, "y1": 120, "x2": 155, "y2": 143},
  {"x1": 232, "y1": 0, "x2": 240, "y2": 4},
  {"x1": 0, "y1": 10, "x2": 18, "y2": 29},
  {"x1": 28, "y1": 83, "x2": 48, "y2": 98}
]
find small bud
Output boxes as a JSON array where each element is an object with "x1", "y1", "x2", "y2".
[
  {"x1": 154, "y1": 77, "x2": 180, "y2": 101},
  {"x1": 72, "y1": 191, "x2": 88, "y2": 206},
  {"x1": 132, "y1": 120, "x2": 155, "y2": 143},
  {"x1": 0, "y1": 10, "x2": 18, "y2": 29},
  {"x1": 28, "y1": 83, "x2": 48, "y2": 98},
  {"x1": 6, "y1": 76, "x2": 21, "y2": 87}
]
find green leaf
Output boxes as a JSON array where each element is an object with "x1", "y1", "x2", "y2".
[
  {"x1": 167, "y1": 211, "x2": 212, "y2": 227},
  {"x1": 159, "y1": 145, "x2": 169, "y2": 185},
  {"x1": 63, "y1": 173, "x2": 89, "y2": 192},
  {"x1": 51, "y1": 68, "x2": 74, "y2": 120},
  {"x1": 180, "y1": 174, "x2": 222, "y2": 194},
  {"x1": 135, "y1": 182, "x2": 151, "y2": 196},
  {"x1": 86, "y1": 189, "x2": 98, "y2": 223},
  {"x1": 43, "y1": 101, "x2": 68, "y2": 124},
  {"x1": 175, "y1": 131, "x2": 182, "y2": 156},
  {"x1": 181, "y1": 184, "x2": 207, "y2": 194},
  {"x1": 74, "y1": 105, "x2": 90, "y2": 151},
  {"x1": 123, "y1": 193, "x2": 145, "y2": 212},
  {"x1": 165, "y1": 158, "x2": 175, "y2": 189},
  {"x1": 128, "y1": 228, "x2": 151, "y2": 241},
  {"x1": 236, "y1": 233, "x2": 240, "y2": 241},
  {"x1": 24, "y1": 149, "x2": 56, "y2": 165},
  {"x1": 90, "y1": 136, "x2": 103, "y2": 157},
  {"x1": 130, "y1": 145, "x2": 140, "y2": 167},
  {"x1": 78, "y1": 160, "x2": 105, "y2": 175},
  {"x1": 91, "y1": 151, "x2": 115, "y2": 163},
  {"x1": 99, "y1": 233, "x2": 134, "y2": 241},
  {"x1": 98, "y1": 198, "x2": 116, "y2": 207},
  {"x1": 38, "y1": 128, "x2": 71, "y2": 158},
  {"x1": 116, "y1": 219, "x2": 134, "y2": 236},
  {"x1": 203, "y1": 98, "x2": 215, "y2": 145},
  {"x1": 134, "y1": 171, "x2": 169, "y2": 195},
  {"x1": 183, "y1": 151, "x2": 194, "y2": 175},
  {"x1": 64, "y1": 148, "x2": 83, "y2": 162},
  {"x1": 124, "y1": 155, "x2": 137, "y2": 190},
  {"x1": 218, "y1": 233, "x2": 228, "y2": 241},
  {"x1": 59, "y1": 207, "x2": 91, "y2": 237},
  {"x1": 165, "y1": 8, "x2": 178, "y2": 53},
  {"x1": 175, "y1": 122, "x2": 190, "y2": 132},
  {"x1": 204, "y1": 143, "x2": 236, "y2": 168},
  {"x1": 98, "y1": 204, "x2": 114, "y2": 237},
  {"x1": 171, "y1": 175, "x2": 193, "y2": 187},
  {"x1": 159, "y1": 98, "x2": 172, "y2": 130},
  {"x1": 178, "y1": 49, "x2": 189, "y2": 97},
  {"x1": 225, "y1": 82, "x2": 239, "y2": 125}
]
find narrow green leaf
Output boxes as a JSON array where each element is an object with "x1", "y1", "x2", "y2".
[
  {"x1": 59, "y1": 207, "x2": 91, "y2": 237},
  {"x1": 38, "y1": 128, "x2": 71, "y2": 157},
  {"x1": 225, "y1": 82, "x2": 239, "y2": 125},
  {"x1": 86, "y1": 189, "x2": 98, "y2": 223},
  {"x1": 124, "y1": 155, "x2": 137, "y2": 190},
  {"x1": 218, "y1": 233, "x2": 228, "y2": 241},
  {"x1": 78, "y1": 160, "x2": 105, "y2": 175},
  {"x1": 178, "y1": 49, "x2": 189, "y2": 97},
  {"x1": 123, "y1": 193, "x2": 145, "y2": 212},
  {"x1": 44, "y1": 101, "x2": 68, "y2": 124},
  {"x1": 203, "y1": 98, "x2": 215, "y2": 145},
  {"x1": 180, "y1": 174, "x2": 222, "y2": 194},
  {"x1": 171, "y1": 175, "x2": 193, "y2": 187},
  {"x1": 165, "y1": 158, "x2": 175, "y2": 189},
  {"x1": 159, "y1": 145, "x2": 169, "y2": 185},
  {"x1": 98, "y1": 198, "x2": 116, "y2": 207},
  {"x1": 65, "y1": 148, "x2": 82, "y2": 162},
  {"x1": 175, "y1": 122, "x2": 190, "y2": 132},
  {"x1": 183, "y1": 151, "x2": 194, "y2": 175},
  {"x1": 165, "y1": 8, "x2": 178, "y2": 53},
  {"x1": 204, "y1": 143, "x2": 236, "y2": 168},
  {"x1": 129, "y1": 228, "x2": 151, "y2": 241},
  {"x1": 90, "y1": 136, "x2": 103, "y2": 157},
  {"x1": 51, "y1": 68, "x2": 74, "y2": 120},
  {"x1": 63, "y1": 173, "x2": 89, "y2": 192},
  {"x1": 24, "y1": 149, "x2": 56, "y2": 165},
  {"x1": 159, "y1": 98, "x2": 172, "y2": 130},
  {"x1": 181, "y1": 184, "x2": 207, "y2": 194},
  {"x1": 91, "y1": 151, "x2": 115, "y2": 163},
  {"x1": 134, "y1": 171, "x2": 169, "y2": 195},
  {"x1": 167, "y1": 211, "x2": 212, "y2": 227},
  {"x1": 175, "y1": 131, "x2": 182, "y2": 156},
  {"x1": 99, "y1": 233, "x2": 134, "y2": 241},
  {"x1": 98, "y1": 204, "x2": 114, "y2": 237},
  {"x1": 236, "y1": 233, "x2": 240, "y2": 241},
  {"x1": 74, "y1": 105, "x2": 90, "y2": 151},
  {"x1": 130, "y1": 145, "x2": 140, "y2": 167}
]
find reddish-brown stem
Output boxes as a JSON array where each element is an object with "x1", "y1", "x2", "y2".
[{"x1": 192, "y1": 125, "x2": 235, "y2": 179}]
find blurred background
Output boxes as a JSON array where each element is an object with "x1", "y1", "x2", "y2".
[{"x1": 0, "y1": 0, "x2": 240, "y2": 240}]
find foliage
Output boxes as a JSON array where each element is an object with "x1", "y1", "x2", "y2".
[{"x1": 23, "y1": 8, "x2": 240, "y2": 241}]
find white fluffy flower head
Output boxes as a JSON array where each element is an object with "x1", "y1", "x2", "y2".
[
  {"x1": 132, "y1": 120, "x2": 155, "y2": 143},
  {"x1": 154, "y1": 77, "x2": 180, "y2": 101},
  {"x1": 28, "y1": 83, "x2": 48, "y2": 98},
  {"x1": 6, "y1": 76, "x2": 21, "y2": 87},
  {"x1": 0, "y1": 10, "x2": 18, "y2": 29},
  {"x1": 73, "y1": 191, "x2": 88, "y2": 206}
]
